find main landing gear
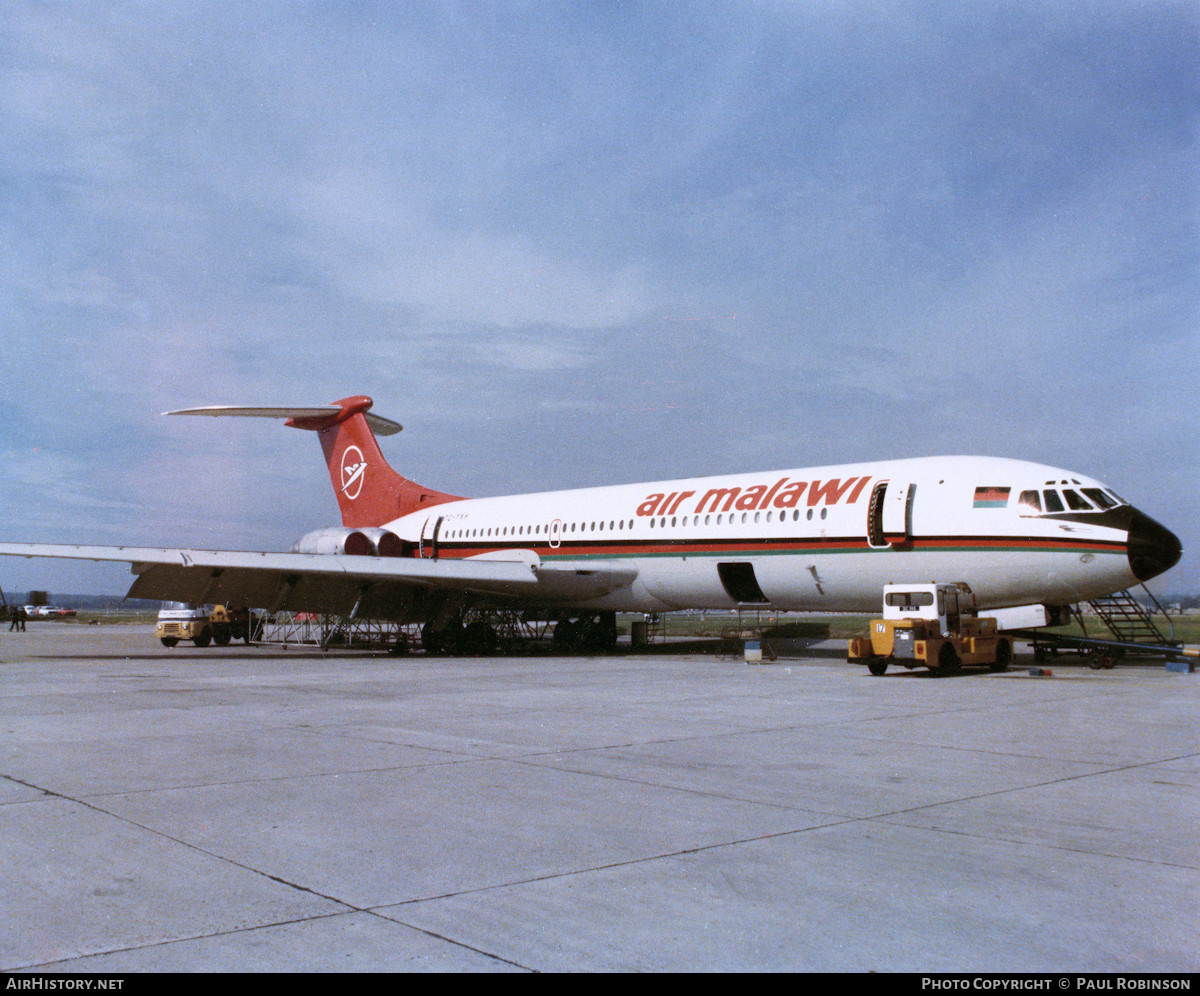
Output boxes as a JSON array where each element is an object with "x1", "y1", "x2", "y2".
[
  {"x1": 420, "y1": 617, "x2": 498, "y2": 655},
  {"x1": 419, "y1": 611, "x2": 619, "y2": 656},
  {"x1": 551, "y1": 613, "x2": 618, "y2": 653}
]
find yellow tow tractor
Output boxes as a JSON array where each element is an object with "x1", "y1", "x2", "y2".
[
  {"x1": 156, "y1": 603, "x2": 258, "y2": 648},
  {"x1": 848, "y1": 582, "x2": 1013, "y2": 676}
]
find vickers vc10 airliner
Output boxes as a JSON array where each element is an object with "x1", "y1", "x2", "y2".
[{"x1": 0, "y1": 395, "x2": 1182, "y2": 652}]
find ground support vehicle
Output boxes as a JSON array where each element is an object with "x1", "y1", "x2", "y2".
[
  {"x1": 1012, "y1": 629, "x2": 1200, "y2": 670},
  {"x1": 848, "y1": 582, "x2": 1013, "y2": 676},
  {"x1": 24, "y1": 604, "x2": 76, "y2": 618},
  {"x1": 156, "y1": 604, "x2": 259, "y2": 648}
]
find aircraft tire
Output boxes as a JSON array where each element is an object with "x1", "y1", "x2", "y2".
[
  {"x1": 935, "y1": 642, "x2": 960, "y2": 676},
  {"x1": 553, "y1": 619, "x2": 578, "y2": 652},
  {"x1": 576, "y1": 615, "x2": 617, "y2": 652},
  {"x1": 596, "y1": 612, "x2": 618, "y2": 651},
  {"x1": 990, "y1": 640, "x2": 1012, "y2": 673},
  {"x1": 460, "y1": 621, "x2": 498, "y2": 656},
  {"x1": 420, "y1": 621, "x2": 440, "y2": 653}
]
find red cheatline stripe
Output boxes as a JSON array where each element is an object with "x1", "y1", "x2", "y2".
[{"x1": 428, "y1": 533, "x2": 1127, "y2": 560}]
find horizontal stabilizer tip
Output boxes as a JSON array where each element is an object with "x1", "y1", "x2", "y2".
[{"x1": 164, "y1": 400, "x2": 402, "y2": 436}]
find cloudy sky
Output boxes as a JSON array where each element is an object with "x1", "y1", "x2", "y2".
[{"x1": 2, "y1": 1, "x2": 1197, "y2": 597}]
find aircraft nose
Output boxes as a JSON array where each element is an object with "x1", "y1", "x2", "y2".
[{"x1": 1127, "y1": 507, "x2": 1182, "y2": 582}]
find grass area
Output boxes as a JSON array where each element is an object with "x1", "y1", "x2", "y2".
[
  {"x1": 1041, "y1": 613, "x2": 1199, "y2": 646},
  {"x1": 621, "y1": 611, "x2": 871, "y2": 641},
  {"x1": 6, "y1": 610, "x2": 159, "y2": 626},
  {"x1": 621, "y1": 610, "x2": 1200, "y2": 646}
]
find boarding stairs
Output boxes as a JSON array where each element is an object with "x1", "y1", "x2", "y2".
[{"x1": 1084, "y1": 586, "x2": 1175, "y2": 649}]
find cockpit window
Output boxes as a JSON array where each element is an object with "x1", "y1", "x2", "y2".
[
  {"x1": 1081, "y1": 488, "x2": 1115, "y2": 509},
  {"x1": 1020, "y1": 485, "x2": 1125, "y2": 517}
]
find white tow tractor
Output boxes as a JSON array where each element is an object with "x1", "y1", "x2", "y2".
[{"x1": 847, "y1": 582, "x2": 1013, "y2": 676}]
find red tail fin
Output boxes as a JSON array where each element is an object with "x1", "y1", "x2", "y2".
[{"x1": 287, "y1": 396, "x2": 463, "y2": 527}]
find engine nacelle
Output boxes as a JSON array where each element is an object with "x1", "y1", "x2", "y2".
[
  {"x1": 356, "y1": 527, "x2": 410, "y2": 557},
  {"x1": 376, "y1": 530, "x2": 408, "y2": 557},
  {"x1": 291, "y1": 527, "x2": 375, "y2": 556}
]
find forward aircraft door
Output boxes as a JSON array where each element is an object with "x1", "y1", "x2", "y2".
[
  {"x1": 867, "y1": 481, "x2": 915, "y2": 548},
  {"x1": 419, "y1": 515, "x2": 445, "y2": 559}
]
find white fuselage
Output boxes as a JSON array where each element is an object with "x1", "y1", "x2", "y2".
[{"x1": 381, "y1": 455, "x2": 1145, "y2": 614}]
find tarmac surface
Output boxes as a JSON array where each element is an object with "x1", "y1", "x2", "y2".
[{"x1": 0, "y1": 624, "x2": 1196, "y2": 973}]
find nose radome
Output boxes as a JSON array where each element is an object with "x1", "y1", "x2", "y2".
[{"x1": 1127, "y1": 508, "x2": 1182, "y2": 583}]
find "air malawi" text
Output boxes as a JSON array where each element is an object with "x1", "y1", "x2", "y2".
[{"x1": 636, "y1": 477, "x2": 872, "y2": 517}]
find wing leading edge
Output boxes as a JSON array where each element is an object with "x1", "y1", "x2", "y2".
[
  {"x1": 0, "y1": 543, "x2": 535, "y2": 620},
  {"x1": 0, "y1": 543, "x2": 638, "y2": 620}
]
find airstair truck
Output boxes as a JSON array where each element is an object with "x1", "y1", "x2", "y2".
[{"x1": 848, "y1": 582, "x2": 1013, "y2": 676}]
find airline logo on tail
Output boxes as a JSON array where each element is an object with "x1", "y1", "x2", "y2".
[{"x1": 340, "y1": 446, "x2": 367, "y2": 500}]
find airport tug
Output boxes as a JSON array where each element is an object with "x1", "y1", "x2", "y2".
[{"x1": 848, "y1": 582, "x2": 1013, "y2": 676}]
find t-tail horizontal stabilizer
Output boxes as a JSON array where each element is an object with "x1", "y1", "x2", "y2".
[
  {"x1": 166, "y1": 395, "x2": 462, "y2": 527},
  {"x1": 165, "y1": 403, "x2": 402, "y2": 436}
]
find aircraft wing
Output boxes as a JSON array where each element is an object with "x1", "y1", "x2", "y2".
[{"x1": 0, "y1": 544, "x2": 637, "y2": 619}]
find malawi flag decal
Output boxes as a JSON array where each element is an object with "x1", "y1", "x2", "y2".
[{"x1": 973, "y1": 486, "x2": 1011, "y2": 508}]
